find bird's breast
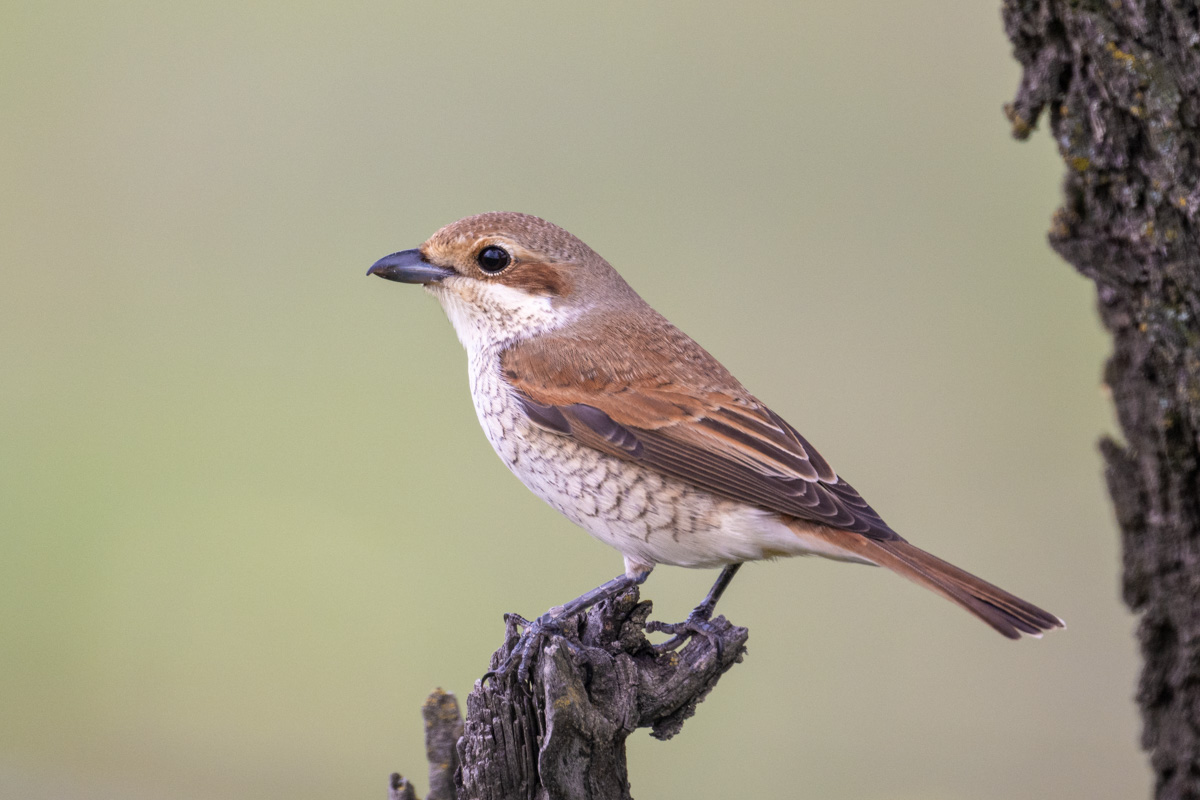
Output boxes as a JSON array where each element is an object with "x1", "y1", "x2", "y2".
[{"x1": 464, "y1": 350, "x2": 812, "y2": 570}]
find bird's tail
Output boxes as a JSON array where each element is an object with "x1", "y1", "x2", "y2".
[{"x1": 805, "y1": 527, "x2": 1063, "y2": 639}]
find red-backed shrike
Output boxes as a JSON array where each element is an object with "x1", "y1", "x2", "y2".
[{"x1": 369, "y1": 212, "x2": 1061, "y2": 650}]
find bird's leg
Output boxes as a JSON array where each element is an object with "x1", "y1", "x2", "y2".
[
  {"x1": 691, "y1": 562, "x2": 742, "y2": 620},
  {"x1": 485, "y1": 570, "x2": 650, "y2": 685},
  {"x1": 650, "y1": 562, "x2": 743, "y2": 655},
  {"x1": 548, "y1": 570, "x2": 650, "y2": 620}
]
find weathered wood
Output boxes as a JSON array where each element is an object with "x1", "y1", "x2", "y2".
[
  {"x1": 389, "y1": 772, "x2": 419, "y2": 800},
  {"x1": 396, "y1": 588, "x2": 747, "y2": 800},
  {"x1": 462, "y1": 588, "x2": 746, "y2": 800},
  {"x1": 1004, "y1": 2, "x2": 1200, "y2": 797},
  {"x1": 423, "y1": 689, "x2": 464, "y2": 800}
]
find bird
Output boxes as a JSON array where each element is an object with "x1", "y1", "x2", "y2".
[{"x1": 367, "y1": 211, "x2": 1062, "y2": 658}]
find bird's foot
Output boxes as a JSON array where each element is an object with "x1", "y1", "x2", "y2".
[
  {"x1": 648, "y1": 607, "x2": 726, "y2": 660},
  {"x1": 481, "y1": 572, "x2": 648, "y2": 687},
  {"x1": 483, "y1": 611, "x2": 577, "y2": 687}
]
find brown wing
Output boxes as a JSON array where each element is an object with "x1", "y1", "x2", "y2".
[{"x1": 500, "y1": 315, "x2": 901, "y2": 541}]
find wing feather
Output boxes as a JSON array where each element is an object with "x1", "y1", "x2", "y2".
[{"x1": 501, "y1": 324, "x2": 900, "y2": 541}]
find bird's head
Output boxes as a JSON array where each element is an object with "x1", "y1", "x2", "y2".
[{"x1": 369, "y1": 212, "x2": 640, "y2": 351}]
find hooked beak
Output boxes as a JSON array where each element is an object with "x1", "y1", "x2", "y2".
[{"x1": 367, "y1": 249, "x2": 454, "y2": 284}]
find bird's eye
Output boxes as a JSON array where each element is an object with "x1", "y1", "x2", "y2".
[{"x1": 476, "y1": 245, "x2": 511, "y2": 274}]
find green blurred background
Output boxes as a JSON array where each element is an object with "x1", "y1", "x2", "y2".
[{"x1": 1, "y1": 2, "x2": 1144, "y2": 798}]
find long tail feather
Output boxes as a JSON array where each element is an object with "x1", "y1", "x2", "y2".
[{"x1": 807, "y1": 528, "x2": 1063, "y2": 639}]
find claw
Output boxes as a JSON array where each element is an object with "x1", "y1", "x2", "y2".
[
  {"x1": 480, "y1": 571, "x2": 650, "y2": 686},
  {"x1": 483, "y1": 612, "x2": 568, "y2": 687},
  {"x1": 649, "y1": 563, "x2": 742, "y2": 659},
  {"x1": 649, "y1": 609, "x2": 726, "y2": 661}
]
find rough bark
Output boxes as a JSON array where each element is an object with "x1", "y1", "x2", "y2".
[
  {"x1": 393, "y1": 588, "x2": 747, "y2": 800},
  {"x1": 1003, "y1": 2, "x2": 1200, "y2": 797}
]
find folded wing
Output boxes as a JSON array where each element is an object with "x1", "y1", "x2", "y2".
[{"x1": 500, "y1": 321, "x2": 901, "y2": 542}]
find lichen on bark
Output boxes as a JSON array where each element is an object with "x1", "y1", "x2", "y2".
[{"x1": 1004, "y1": 2, "x2": 1200, "y2": 797}]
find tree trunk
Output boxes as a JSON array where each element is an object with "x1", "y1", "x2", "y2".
[
  {"x1": 392, "y1": 589, "x2": 747, "y2": 800},
  {"x1": 1003, "y1": 2, "x2": 1200, "y2": 797}
]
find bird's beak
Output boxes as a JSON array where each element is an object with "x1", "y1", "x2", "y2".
[{"x1": 366, "y1": 249, "x2": 454, "y2": 284}]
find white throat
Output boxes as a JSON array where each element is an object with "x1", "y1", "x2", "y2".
[{"x1": 427, "y1": 277, "x2": 578, "y2": 356}]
